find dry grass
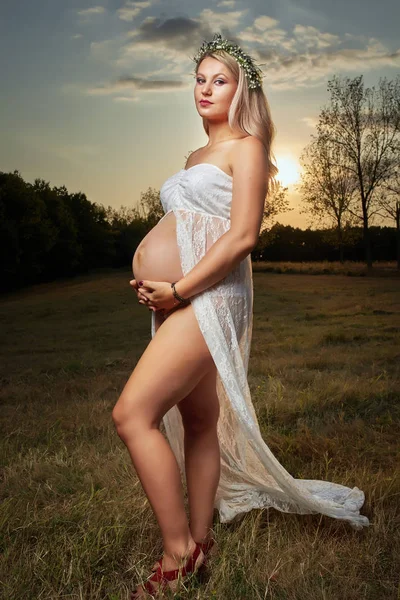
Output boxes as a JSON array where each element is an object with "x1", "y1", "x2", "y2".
[{"x1": 1, "y1": 267, "x2": 399, "y2": 599}]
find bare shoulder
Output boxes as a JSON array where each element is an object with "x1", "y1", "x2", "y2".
[{"x1": 230, "y1": 135, "x2": 266, "y2": 164}]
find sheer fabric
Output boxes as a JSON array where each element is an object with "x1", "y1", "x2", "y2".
[{"x1": 150, "y1": 163, "x2": 369, "y2": 529}]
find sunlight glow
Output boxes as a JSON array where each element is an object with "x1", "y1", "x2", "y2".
[{"x1": 275, "y1": 155, "x2": 301, "y2": 186}]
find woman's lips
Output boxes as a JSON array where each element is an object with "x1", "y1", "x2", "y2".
[{"x1": 200, "y1": 100, "x2": 212, "y2": 105}]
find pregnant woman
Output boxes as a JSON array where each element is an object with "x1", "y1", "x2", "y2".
[{"x1": 112, "y1": 33, "x2": 369, "y2": 599}]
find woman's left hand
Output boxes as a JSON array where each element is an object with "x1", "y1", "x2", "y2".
[{"x1": 136, "y1": 280, "x2": 182, "y2": 312}]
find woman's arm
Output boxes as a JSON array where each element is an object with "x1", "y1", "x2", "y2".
[{"x1": 174, "y1": 136, "x2": 268, "y2": 300}]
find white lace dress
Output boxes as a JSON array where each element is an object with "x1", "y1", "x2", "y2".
[{"x1": 150, "y1": 163, "x2": 369, "y2": 529}]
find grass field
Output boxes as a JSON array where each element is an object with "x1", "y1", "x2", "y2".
[{"x1": 1, "y1": 268, "x2": 400, "y2": 599}]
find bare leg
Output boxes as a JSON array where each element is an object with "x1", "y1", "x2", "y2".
[
  {"x1": 112, "y1": 303, "x2": 216, "y2": 574},
  {"x1": 177, "y1": 367, "x2": 220, "y2": 544}
]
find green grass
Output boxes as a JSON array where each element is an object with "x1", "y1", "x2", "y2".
[{"x1": 1, "y1": 268, "x2": 399, "y2": 599}]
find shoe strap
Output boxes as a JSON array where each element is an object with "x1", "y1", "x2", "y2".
[{"x1": 145, "y1": 542, "x2": 203, "y2": 585}]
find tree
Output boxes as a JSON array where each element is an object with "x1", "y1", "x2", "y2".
[
  {"x1": 32, "y1": 180, "x2": 82, "y2": 277},
  {"x1": 0, "y1": 170, "x2": 57, "y2": 288},
  {"x1": 374, "y1": 165, "x2": 400, "y2": 268},
  {"x1": 261, "y1": 180, "x2": 292, "y2": 232},
  {"x1": 298, "y1": 132, "x2": 358, "y2": 262},
  {"x1": 317, "y1": 75, "x2": 400, "y2": 268},
  {"x1": 136, "y1": 187, "x2": 164, "y2": 230},
  {"x1": 68, "y1": 192, "x2": 115, "y2": 270},
  {"x1": 105, "y1": 205, "x2": 148, "y2": 267}
]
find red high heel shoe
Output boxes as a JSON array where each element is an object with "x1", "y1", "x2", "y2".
[{"x1": 130, "y1": 541, "x2": 205, "y2": 599}]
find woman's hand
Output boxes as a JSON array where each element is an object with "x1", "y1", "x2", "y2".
[
  {"x1": 135, "y1": 280, "x2": 183, "y2": 312},
  {"x1": 129, "y1": 279, "x2": 157, "y2": 311}
]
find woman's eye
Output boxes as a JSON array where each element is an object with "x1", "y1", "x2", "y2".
[{"x1": 196, "y1": 78, "x2": 225, "y2": 85}]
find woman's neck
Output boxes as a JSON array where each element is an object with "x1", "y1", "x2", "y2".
[{"x1": 205, "y1": 122, "x2": 240, "y2": 147}]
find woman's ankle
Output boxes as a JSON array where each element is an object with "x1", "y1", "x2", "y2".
[
  {"x1": 163, "y1": 535, "x2": 197, "y2": 566},
  {"x1": 189, "y1": 525, "x2": 214, "y2": 545}
]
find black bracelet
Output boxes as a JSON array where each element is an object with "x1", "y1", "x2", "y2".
[{"x1": 171, "y1": 282, "x2": 188, "y2": 304}]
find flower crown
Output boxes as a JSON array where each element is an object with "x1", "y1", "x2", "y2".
[{"x1": 192, "y1": 32, "x2": 264, "y2": 90}]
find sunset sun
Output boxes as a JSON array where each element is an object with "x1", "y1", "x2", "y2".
[{"x1": 275, "y1": 155, "x2": 301, "y2": 187}]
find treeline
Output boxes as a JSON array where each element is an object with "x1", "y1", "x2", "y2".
[
  {"x1": 253, "y1": 223, "x2": 397, "y2": 263},
  {"x1": 0, "y1": 170, "x2": 161, "y2": 292},
  {"x1": 0, "y1": 170, "x2": 397, "y2": 292}
]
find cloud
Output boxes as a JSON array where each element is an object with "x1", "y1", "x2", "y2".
[
  {"x1": 114, "y1": 96, "x2": 141, "y2": 102},
  {"x1": 301, "y1": 116, "x2": 318, "y2": 128},
  {"x1": 242, "y1": 17, "x2": 348, "y2": 53},
  {"x1": 264, "y1": 44, "x2": 400, "y2": 90},
  {"x1": 90, "y1": 39, "x2": 121, "y2": 61},
  {"x1": 118, "y1": 13, "x2": 252, "y2": 71},
  {"x1": 241, "y1": 21, "x2": 292, "y2": 50},
  {"x1": 116, "y1": 16, "x2": 212, "y2": 70},
  {"x1": 239, "y1": 17, "x2": 400, "y2": 89},
  {"x1": 127, "y1": 15, "x2": 206, "y2": 49},
  {"x1": 87, "y1": 75, "x2": 186, "y2": 97},
  {"x1": 85, "y1": 16, "x2": 202, "y2": 69},
  {"x1": 217, "y1": 0, "x2": 236, "y2": 7},
  {"x1": 293, "y1": 24, "x2": 340, "y2": 49},
  {"x1": 79, "y1": 12, "x2": 400, "y2": 99},
  {"x1": 77, "y1": 6, "x2": 105, "y2": 19},
  {"x1": 253, "y1": 15, "x2": 280, "y2": 31},
  {"x1": 117, "y1": 1, "x2": 151, "y2": 22},
  {"x1": 198, "y1": 8, "x2": 247, "y2": 29}
]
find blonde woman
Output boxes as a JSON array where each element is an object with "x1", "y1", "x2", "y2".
[{"x1": 112, "y1": 33, "x2": 369, "y2": 599}]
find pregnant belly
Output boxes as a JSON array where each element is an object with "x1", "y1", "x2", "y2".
[{"x1": 132, "y1": 211, "x2": 184, "y2": 283}]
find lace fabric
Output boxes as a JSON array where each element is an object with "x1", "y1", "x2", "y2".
[{"x1": 150, "y1": 164, "x2": 369, "y2": 529}]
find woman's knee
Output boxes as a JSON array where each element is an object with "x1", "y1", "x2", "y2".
[
  {"x1": 112, "y1": 395, "x2": 154, "y2": 440},
  {"x1": 112, "y1": 399, "x2": 129, "y2": 440},
  {"x1": 113, "y1": 302, "x2": 216, "y2": 439}
]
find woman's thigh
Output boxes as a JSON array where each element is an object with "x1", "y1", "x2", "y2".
[{"x1": 113, "y1": 303, "x2": 216, "y2": 429}]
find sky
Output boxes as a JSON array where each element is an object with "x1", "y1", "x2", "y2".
[{"x1": 1, "y1": 0, "x2": 399, "y2": 227}]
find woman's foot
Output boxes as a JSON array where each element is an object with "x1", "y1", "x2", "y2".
[
  {"x1": 131, "y1": 539, "x2": 205, "y2": 599},
  {"x1": 198, "y1": 537, "x2": 216, "y2": 556},
  {"x1": 196, "y1": 537, "x2": 217, "y2": 582},
  {"x1": 187, "y1": 528, "x2": 217, "y2": 584}
]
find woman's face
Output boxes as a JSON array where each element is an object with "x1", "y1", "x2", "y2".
[{"x1": 194, "y1": 56, "x2": 237, "y2": 121}]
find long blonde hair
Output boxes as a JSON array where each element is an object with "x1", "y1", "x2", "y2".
[{"x1": 195, "y1": 50, "x2": 278, "y2": 196}]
